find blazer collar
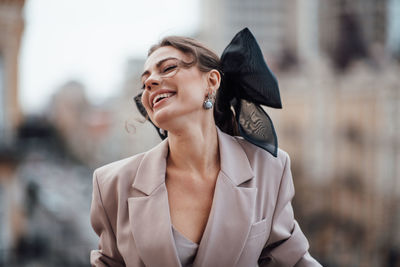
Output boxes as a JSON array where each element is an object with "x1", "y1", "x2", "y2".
[
  {"x1": 216, "y1": 127, "x2": 254, "y2": 185},
  {"x1": 132, "y1": 127, "x2": 254, "y2": 195},
  {"x1": 129, "y1": 127, "x2": 257, "y2": 267},
  {"x1": 132, "y1": 137, "x2": 169, "y2": 195}
]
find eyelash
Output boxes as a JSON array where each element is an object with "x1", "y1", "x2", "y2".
[{"x1": 163, "y1": 65, "x2": 177, "y2": 72}]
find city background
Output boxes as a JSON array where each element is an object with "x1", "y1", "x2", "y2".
[{"x1": 1, "y1": 0, "x2": 400, "y2": 266}]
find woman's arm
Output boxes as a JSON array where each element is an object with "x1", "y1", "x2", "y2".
[
  {"x1": 90, "y1": 171, "x2": 125, "y2": 267},
  {"x1": 258, "y1": 153, "x2": 321, "y2": 267}
]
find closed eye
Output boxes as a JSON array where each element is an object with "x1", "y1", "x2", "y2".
[{"x1": 163, "y1": 65, "x2": 177, "y2": 73}]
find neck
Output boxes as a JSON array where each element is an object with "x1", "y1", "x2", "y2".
[{"x1": 167, "y1": 123, "x2": 220, "y2": 179}]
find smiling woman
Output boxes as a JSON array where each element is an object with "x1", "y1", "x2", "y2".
[
  {"x1": 89, "y1": 28, "x2": 322, "y2": 267},
  {"x1": 140, "y1": 45, "x2": 220, "y2": 136}
]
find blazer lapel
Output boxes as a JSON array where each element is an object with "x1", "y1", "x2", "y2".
[
  {"x1": 193, "y1": 128, "x2": 256, "y2": 267},
  {"x1": 128, "y1": 139, "x2": 181, "y2": 267}
]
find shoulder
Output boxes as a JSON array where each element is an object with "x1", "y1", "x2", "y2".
[
  {"x1": 231, "y1": 136, "x2": 293, "y2": 193},
  {"x1": 93, "y1": 152, "x2": 146, "y2": 191},
  {"x1": 233, "y1": 135, "x2": 290, "y2": 172}
]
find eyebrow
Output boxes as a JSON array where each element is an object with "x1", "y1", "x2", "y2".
[{"x1": 140, "y1": 57, "x2": 178, "y2": 79}]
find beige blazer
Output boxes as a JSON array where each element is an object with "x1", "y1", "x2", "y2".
[{"x1": 90, "y1": 128, "x2": 321, "y2": 267}]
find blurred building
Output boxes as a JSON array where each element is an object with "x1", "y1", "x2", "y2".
[
  {"x1": 199, "y1": 0, "x2": 400, "y2": 67},
  {"x1": 387, "y1": 0, "x2": 400, "y2": 57},
  {"x1": 199, "y1": 0, "x2": 400, "y2": 266},
  {"x1": 0, "y1": 0, "x2": 25, "y2": 264},
  {"x1": 7, "y1": 117, "x2": 96, "y2": 266},
  {"x1": 199, "y1": 0, "x2": 301, "y2": 61},
  {"x1": 269, "y1": 62, "x2": 400, "y2": 266},
  {"x1": 49, "y1": 81, "x2": 103, "y2": 165},
  {"x1": 318, "y1": 0, "x2": 400, "y2": 60},
  {"x1": 0, "y1": 3, "x2": 99, "y2": 264},
  {"x1": 48, "y1": 72, "x2": 160, "y2": 168},
  {"x1": 0, "y1": 0, "x2": 24, "y2": 144}
]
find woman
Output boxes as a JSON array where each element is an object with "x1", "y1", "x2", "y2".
[{"x1": 90, "y1": 28, "x2": 321, "y2": 267}]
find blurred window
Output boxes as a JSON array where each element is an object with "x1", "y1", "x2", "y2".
[
  {"x1": 342, "y1": 124, "x2": 362, "y2": 146},
  {"x1": 0, "y1": 55, "x2": 4, "y2": 143}
]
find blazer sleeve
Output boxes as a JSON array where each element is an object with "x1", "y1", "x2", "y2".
[
  {"x1": 258, "y1": 153, "x2": 321, "y2": 267},
  {"x1": 90, "y1": 171, "x2": 125, "y2": 267}
]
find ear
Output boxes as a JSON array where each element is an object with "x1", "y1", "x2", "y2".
[{"x1": 206, "y1": 69, "x2": 221, "y2": 93}]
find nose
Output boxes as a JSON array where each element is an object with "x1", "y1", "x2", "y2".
[{"x1": 144, "y1": 73, "x2": 161, "y2": 91}]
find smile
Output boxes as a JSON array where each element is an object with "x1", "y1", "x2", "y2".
[{"x1": 152, "y1": 92, "x2": 175, "y2": 106}]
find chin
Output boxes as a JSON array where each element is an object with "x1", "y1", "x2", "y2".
[
  {"x1": 152, "y1": 106, "x2": 196, "y2": 131},
  {"x1": 151, "y1": 107, "x2": 176, "y2": 129}
]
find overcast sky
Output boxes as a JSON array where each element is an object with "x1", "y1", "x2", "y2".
[{"x1": 19, "y1": 0, "x2": 200, "y2": 114}]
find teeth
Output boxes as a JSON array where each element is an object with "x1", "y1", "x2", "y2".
[{"x1": 153, "y1": 93, "x2": 174, "y2": 105}]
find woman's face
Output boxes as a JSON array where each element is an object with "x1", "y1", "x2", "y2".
[{"x1": 140, "y1": 46, "x2": 210, "y2": 129}]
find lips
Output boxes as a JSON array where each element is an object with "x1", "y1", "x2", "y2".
[
  {"x1": 150, "y1": 90, "x2": 176, "y2": 108},
  {"x1": 153, "y1": 92, "x2": 174, "y2": 106}
]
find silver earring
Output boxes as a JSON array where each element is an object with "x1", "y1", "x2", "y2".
[{"x1": 203, "y1": 91, "x2": 215, "y2": 110}]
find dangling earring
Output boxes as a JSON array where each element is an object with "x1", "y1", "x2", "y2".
[{"x1": 203, "y1": 90, "x2": 215, "y2": 110}]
